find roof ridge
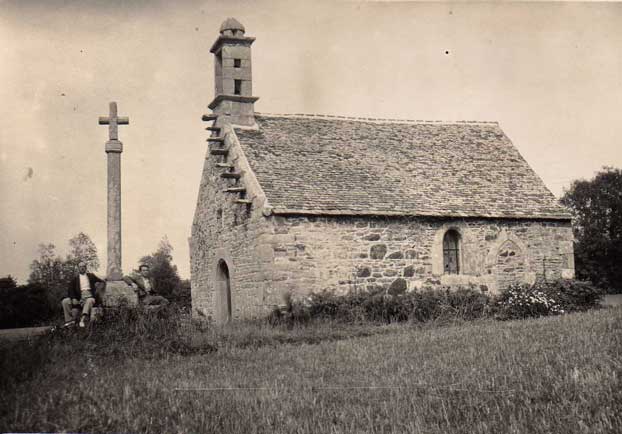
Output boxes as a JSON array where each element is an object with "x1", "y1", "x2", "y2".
[{"x1": 254, "y1": 112, "x2": 499, "y2": 125}]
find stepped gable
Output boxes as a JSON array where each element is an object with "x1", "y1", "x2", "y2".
[{"x1": 234, "y1": 114, "x2": 571, "y2": 220}]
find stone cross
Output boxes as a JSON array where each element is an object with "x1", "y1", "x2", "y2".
[
  {"x1": 99, "y1": 102, "x2": 129, "y2": 281},
  {"x1": 99, "y1": 102, "x2": 129, "y2": 141}
]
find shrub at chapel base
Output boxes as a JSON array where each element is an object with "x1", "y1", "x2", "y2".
[
  {"x1": 494, "y1": 280, "x2": 602, "y2": 320},
  {"x1": 275, "y1": 286, "x2": 492, "y2": 325},
  {"x1": 535, "y1": 279, "x2": 603, "y2": 312},
  {"x1": 494, "y1": 283, "x2": 565, "y2": 320},
  {"x1": 274, "y1": 279, "x2": 602, "y2": 325}
]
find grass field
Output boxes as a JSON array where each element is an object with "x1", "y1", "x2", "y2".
[{"x1": 1, "y1": 308, "x2": 621, "y2": 434}]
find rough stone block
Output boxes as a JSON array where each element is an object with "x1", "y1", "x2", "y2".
[
  {"x1": 357, "y1": 266, "x2": 371, "y2": 278},
  {"x1": 102, "y1": 280, "x2": 138, "y2": 307},
  {"x1": 403, "y1": 265, "x2": 415, "y2": 277},
  {"x1": 370, "y1": 244, "x2": 387, "y2": 259},
  {"x1": 388, "y1": 278, "x2": 407, "y2": 295}
]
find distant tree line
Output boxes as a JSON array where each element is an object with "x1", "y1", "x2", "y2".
[
  {"x1": 0, "y1": 233, "x2": 189, "y2": 329},
  {"x1": 0, "y1": 276, "x2": 49, "y2": 329},
  {"x1": 561, "y1": 167, "x2": 622, "y2": 293}
]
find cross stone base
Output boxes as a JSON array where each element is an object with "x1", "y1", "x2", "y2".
[{"x1": 103, "y1": 280, "x2": 138, "y2": 307}]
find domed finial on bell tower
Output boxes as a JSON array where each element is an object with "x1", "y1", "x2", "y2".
[
  {"x1": 208, "y1": 18, "x2": 259, "y2": 127},
  {"x1": 220, "y1": 17, "x2": 245, "y2": 37}
]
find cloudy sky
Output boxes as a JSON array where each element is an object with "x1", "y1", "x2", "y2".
[{"x1": 1, "y1": 0, "x2": 620, "y2": 283}]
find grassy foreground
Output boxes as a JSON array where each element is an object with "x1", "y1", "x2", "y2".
[{"x1": 1, "y1": 308, "x2": 621, "y2": 434}]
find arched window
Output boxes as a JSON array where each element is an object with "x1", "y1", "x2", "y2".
[{"x1": 443, "y1": 230, "x2": 460, "y2": 274}]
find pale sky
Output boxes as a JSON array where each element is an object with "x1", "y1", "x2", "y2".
[{"x1": 1, "y1": 1, "x2": 621, "y2": 283}]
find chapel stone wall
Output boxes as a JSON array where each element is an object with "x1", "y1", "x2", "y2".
[
  {"x1": 190, "y1": 128, "x2": 274, "y2": 322},
  {"x1": 261, "y1": 215, "x2": 574, "y2": 301},
  {"x1": 192, "y1": 203, "x2": 574, "y2": 321}
]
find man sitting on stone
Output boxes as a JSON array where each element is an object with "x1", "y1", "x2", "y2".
[
  {"x1": 61, "y1": 261, "x2": 105, "y2": 328},
  {"x1": 123, "y1": 264, "x2": 169, "y2": 310}
]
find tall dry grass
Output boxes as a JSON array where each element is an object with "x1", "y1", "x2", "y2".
[{"x1": 1, "y1": 306, "x2": 620, "y2": 433}]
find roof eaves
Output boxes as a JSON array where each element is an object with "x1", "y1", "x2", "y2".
[{"x1": 268, "y1": 208, "x2": 572, "y2": 221}]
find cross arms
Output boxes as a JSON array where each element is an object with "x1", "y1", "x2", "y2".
[{"x1": 99, "y1": 102, "x2": 129, "y2": 141}]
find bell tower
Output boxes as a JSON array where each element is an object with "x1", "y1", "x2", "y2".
[{"x1": 209, "y1": 18, "x2": 259, "y2": 126}]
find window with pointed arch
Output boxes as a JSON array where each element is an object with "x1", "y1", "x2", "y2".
[{"x1": 443, "y1": 230, "x2": 461, "y2": 274}]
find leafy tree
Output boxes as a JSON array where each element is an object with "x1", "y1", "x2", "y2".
[
  {"x1": 561, "y1": 167, "x2": 622, "y2": 293},
  {"x1": 137, "y1": 236, "x2": 182, "y2": 299},
  {"x1": 28, "y1": 243, "x2": 66, "y2": 289},
  {"x1": 0, "y1": 275, "x2": 17, "y2": 290},
  {"x1": 66, "y1": 232, "x2": 99, "y2": 271},
  {"x1": 27, "y1": 243, "x2": 69, "y2": 315},
  {"x1": 26, "y1": 233, "x2": 101, "y2": 317}
]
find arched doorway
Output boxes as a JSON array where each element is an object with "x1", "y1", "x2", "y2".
[{"x1": 215, "y1": 259, "x2": 232, "y2": 324}]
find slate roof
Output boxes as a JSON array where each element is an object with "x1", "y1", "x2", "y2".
[{"x1": 234, "y1": 114, "x2": 571, "y2": 220}]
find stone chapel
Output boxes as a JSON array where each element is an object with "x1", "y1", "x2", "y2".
[{"x1": 190, "y1": 18, "x2": 575, "y2": 323}]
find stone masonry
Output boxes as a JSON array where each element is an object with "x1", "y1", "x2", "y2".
[
  {"x1": 190, "y1": 19, "x2": 575, "y2": 323},
  {"x1": 261, "y1": 216, "x2": 574, "y2": 298},
  {"x1": 191, "y1": 198, "x2": 574, "y2": 321}
]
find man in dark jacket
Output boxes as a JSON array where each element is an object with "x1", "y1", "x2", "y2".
[
  {"x1": 61, "y1": 261, "x2": 105, "y2": 328},
  {"x1": 123, "y1": 264, "x2": 169, "y2": 310}
]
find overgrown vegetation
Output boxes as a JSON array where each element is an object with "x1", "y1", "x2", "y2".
[
  {"x1": 272, "y1": 280, "x2": 603, "y2": 325},
  {"x1": 0, "y1": 304, "x2": 395, "y2": 393},
  {"x1": 1, "y1": 306, "x2": 620, "y2": 434},
  {"x1": 0, "y1": 278, "x2": 609, "y2": 432},
  {"x1": 0, "y1": 277, "x2": 52, "y2": 328},
  {"x1": 49, "y1": 304, "x2": 209, "y2": 360},
  {"x1": 495, "y1": 279, "x2": 603, "y2": 320},
  {"x1": 271, "y1": 286, "x2": 489, "y2": 325}
]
